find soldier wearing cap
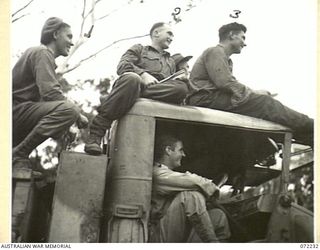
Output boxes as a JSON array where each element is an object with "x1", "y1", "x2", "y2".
[
  {"x1": 12, "y1": 17, "x2": 88, "y2": 173},
  {"x1": 172, "y1": 53, "x2": 193, "y2": 71},
  {"x1": 171, "y1": 53, "x2": 196, "y2": 92}
]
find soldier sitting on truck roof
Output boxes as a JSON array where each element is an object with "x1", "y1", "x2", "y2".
[
  {"x1": 12, "y1": 17, "x2": 88, "y2": 174},
  {"x1": 84, "y1": 22, "x2": 189, "y2": 155},
  {"x1": 149, "y1": 135, "x2": 230, "y2": 243},
  {"x1": 186, "y1": 22, "x2": 314, "y2": 147}
]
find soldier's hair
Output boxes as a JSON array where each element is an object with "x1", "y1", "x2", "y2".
[
  {"x1": 154, "y1": 135, "x2": 180, "y2": 161},
  {"x1": 40, "y1": 17, "x2": 71, "y2": 45},
  {"x1": 149, "y1": 22, "x2": 166, "y2": 36},
  {"x1": 218, "y1": 22, "x2": 247, "y2": 42}
]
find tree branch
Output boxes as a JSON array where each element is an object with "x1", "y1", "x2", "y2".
[
  {"x1": 80, "y1": 0, "x2": 97, "y2": 36},
  {"x1": 91, "y1": 0, "x2": 96, "y2": 24},
  {"x1": 61, "y1": 34, "x2": 148, "y2": 75},
  {"x1": 83, "y1": 0, "x2": 101, "y2": 22},
  {"x1": 58, "y1": 0, "x2": 199, "y2": 75},
  {"x1": 96, "y1": 0, "x2": 134, "y2": 21},
  {"x1": 84, "y1": 0, "x2": 95, "y2": 37},
  {"x1": 58, "y1": 0, "x2": 97, "y2": 74},
  {"x1": 12, "y1": 13, "x2": 30, "y2": 23},
  {"x1": 12, "y1": 0, "x2": 34, "y2": 18},
  {"x1": 96, "y1": 8, "x2": 121, "y2": 21},
  {"x1": 80, "y1": 0, "x2": 87, "y2": 35}
]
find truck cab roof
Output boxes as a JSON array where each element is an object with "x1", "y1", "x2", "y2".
[{"x1": 128, "y1": 98, "x2": 291, "y2": 133}]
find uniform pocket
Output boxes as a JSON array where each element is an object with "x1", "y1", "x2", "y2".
[{"x1": 141, "y1": 54, "x2": 162, "y2": 72}]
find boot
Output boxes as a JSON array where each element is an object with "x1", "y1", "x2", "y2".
[
  {"x1": 84, "y1": 133, "x2": 103, "y2": 155},
  {"x1": 84, "y1": 115, "x2": 112, "y2": 155},
  {"x1": 13, "y1": 128, "x2": 47, "y2": 175},
  {"x1": 188, "y1": 212, "x2": 219, "y2": 243}
]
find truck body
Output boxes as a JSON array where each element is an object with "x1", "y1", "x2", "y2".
[{"x1": 12, "y1": 98, "x2": 314, "y2": 243}]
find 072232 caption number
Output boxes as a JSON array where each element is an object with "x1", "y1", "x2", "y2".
[{"x1": 300, "y1": 244, "x2": 319, "y2": 249}]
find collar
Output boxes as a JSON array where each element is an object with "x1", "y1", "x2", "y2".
[
  {"x1": 217, "y1": 44, "x2": 230, "y2": 58},
  {"x1": 217, "y1": 43, "x2": 227, "y2": 53},
  {"x1": 41, "y1": 44, "x2": 55, "y2": 56},
  {"x1": 154, "y1": 162, "x2": 170, "y2": 169},
  {"x1": 216, "y1": 43, "x2": 232, "y2": 60},
  {"x1": 146, "y1": 45, "x2": 171, "y2": 56}
]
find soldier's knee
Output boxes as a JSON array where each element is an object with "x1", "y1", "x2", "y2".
[
  {"x1": 118, "y1": 72, "x2": 142, "y2": 88},
  {"x1": 59, "y1": 101, "x2": 80, "y2": 122},
  {"x1": 185, "y1": 191, "x2": 206, "y2": 202},
  {"x1": 208, "y1": 208, "x2": 226, "y2": 220},
  {"x1": 175, "y1": 82, "x2": 189, "y2": 94},
  {"x1": 172, "y1": 82, "x2": 189, "y2": 101},
  {"x1": 122, "y1": 72, "x2": 141, "y2": 80},
  {"x1": 179, "y1": 191, "x2": 207, "y2": 215},
  {"x1": 256, "y1": 93, "x2": 274, "y2": 104}
]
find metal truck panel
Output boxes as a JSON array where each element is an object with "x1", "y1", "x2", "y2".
[
  {"x1": 12, "y1": 169, "x2": 45, "y2": 242},
  {"x1": 104, "y1": 115, "x2": 155, "y2": 242},
  {"x1": 128, "y1": 98, "x2": 290, "y2": 132},
  {"x1": 48, "y1": 152, "x2": 108, "y2": 243}
]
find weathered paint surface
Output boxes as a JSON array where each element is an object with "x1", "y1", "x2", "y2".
[
  {"x1": 104, "y1": 115, "x2": 155, "y2": 242},
  {"x1": 48, "y1": 152, "x2": 108, "y2": 243},
  {"x1": 128, "y1": 98, "x2": 290, "y2": 132},
  {"x1": 266, "y1": 195, "x2": 314, "y2": 242},
  {"x1": 12, "y1": 179, "x2": 32, "y2": 242}
]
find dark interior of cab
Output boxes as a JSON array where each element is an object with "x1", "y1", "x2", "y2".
[
  {"x1": 154, "y1": 118, "x2": 284, "y2": 242},
  {"x1": 155, "y1": 118, "x2": 283, "y2": 189}
]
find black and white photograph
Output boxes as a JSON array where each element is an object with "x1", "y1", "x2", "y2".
[{"x1": 1, "y1": 0, "x2": 318, "y2": 246}]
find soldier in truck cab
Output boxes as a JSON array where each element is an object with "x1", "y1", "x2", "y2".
[
  {"x1": 12, "y1": 17, "x2": 88, "y2": 175},
  {"x1": 149, "y1": 135, "x2": 230, "y2": 243},
  {"x1": 84, "y1": 22, "x2": 189, "y2": 155},
  {"x1": 187, "y1": 22, "x2": 314, "y2": 147}
]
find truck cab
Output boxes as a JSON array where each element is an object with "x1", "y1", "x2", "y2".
[{"x1": 13, "y1": 98, "x2": 314, "y2": 243}]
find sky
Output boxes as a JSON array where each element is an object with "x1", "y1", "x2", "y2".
[{"x1": 11, "y1": 0, "x2": 318, "y2": 117}]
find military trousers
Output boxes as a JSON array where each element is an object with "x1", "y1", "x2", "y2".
[
  {"x1": 13, "y1": 100, "x2": 79, "y2": 147},
  {"x1": 89, "y1": 72, "x2": 189, "y2": 137},
  {"x1": 149, "y1": 191, "x2": 230, "y2": 242},
  {"x1": 187, "y1": 90, "x2": 314, "y2": 146}
]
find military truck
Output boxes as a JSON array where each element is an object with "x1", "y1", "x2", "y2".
[{"x1": 12, "y1": 98, "x2": 314, "y2": 243}]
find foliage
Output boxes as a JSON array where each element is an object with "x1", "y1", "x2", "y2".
[
  {"x1": 289, "y1": 164, "x2": 313, "y2": 212},
  {"x1": 29, "y1": 76, "x2": 111, "y2": 173},
  {"x1": 255, "y1": 145, "x2": 314, "y2": 212}
]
